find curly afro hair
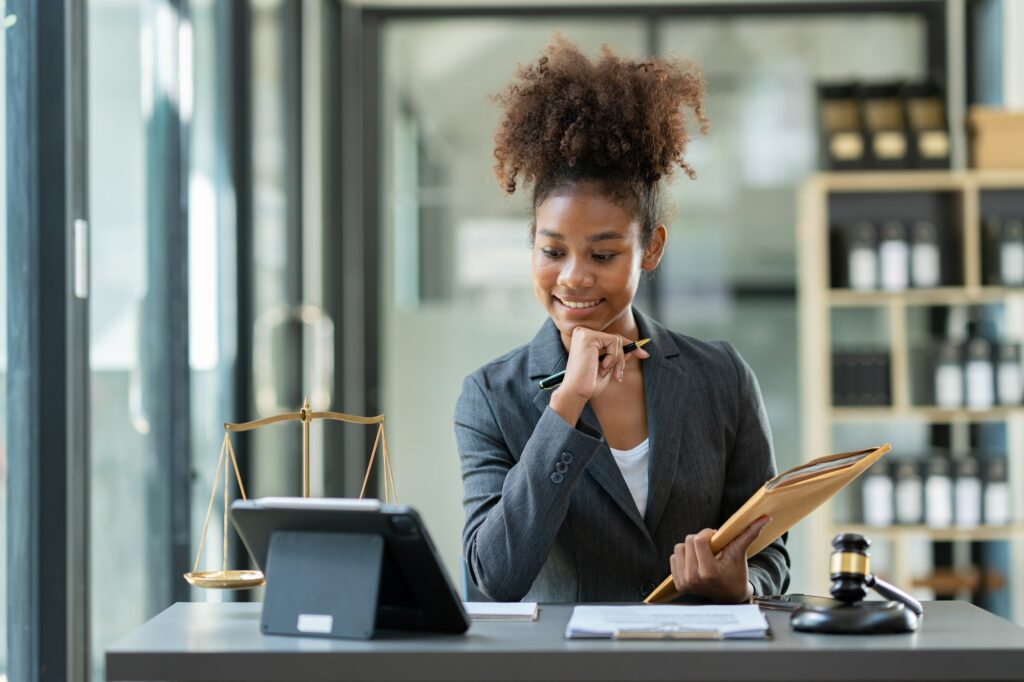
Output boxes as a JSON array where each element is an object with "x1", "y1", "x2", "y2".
[{"x1": 493, "y1": 37, "x2": 708, "y2": 241}]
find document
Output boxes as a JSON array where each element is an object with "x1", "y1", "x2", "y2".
[
  {"x1": 565, "y1": 605, "x2": 768, "y2": 640},
  {"x1": 463, "y1": 602, "x2": 539, "y2": 621},
  {"x1": 645, "y1": 444, "x2": 892, "y2": 603}
]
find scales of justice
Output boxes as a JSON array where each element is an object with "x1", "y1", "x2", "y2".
[{"x1": 183, "y1": 398, "x2": 397, "y2": 590}]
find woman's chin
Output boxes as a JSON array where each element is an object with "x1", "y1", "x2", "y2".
[{"x1": 551, "y1": 315, "x2": 606, "y2": 339}]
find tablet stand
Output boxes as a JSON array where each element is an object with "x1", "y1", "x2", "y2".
[{"x1": 261, "y1": 530, "x2": 384, "y2": 639}]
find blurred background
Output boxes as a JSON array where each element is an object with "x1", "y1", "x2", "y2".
[{"x1": 3, "y1": 1, "x2": 1024, "y2": 680}]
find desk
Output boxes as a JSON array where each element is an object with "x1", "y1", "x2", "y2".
[{"x1": 107, "y1": 601, "x2": 1024, "y2": 682}]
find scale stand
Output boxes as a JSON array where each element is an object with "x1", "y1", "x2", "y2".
[
  {"x1": 183, "y1": 431, "x2": 265, "y2": 589},
  {"x1": 184, "y1": 398, "x2": 397, "y2": 590}
]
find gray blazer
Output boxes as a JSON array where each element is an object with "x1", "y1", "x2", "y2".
[{"x1": 455, "y1": 308, "x2": 790, "y2": 603}]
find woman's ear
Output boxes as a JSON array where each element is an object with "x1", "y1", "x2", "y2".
[{"x1": 641, "y1": 224, "x2": 667, "y2": 271}]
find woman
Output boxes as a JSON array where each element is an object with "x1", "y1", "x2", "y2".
[{"x1": 455, "y1": 39, "x2": 790, "y2": 603}]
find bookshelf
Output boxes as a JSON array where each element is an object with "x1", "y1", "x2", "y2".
[{"x1": 797, "y1": 170, "x2": 1024, "y2": 620}]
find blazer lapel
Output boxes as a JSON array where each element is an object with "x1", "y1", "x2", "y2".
[
  {"x1": 635, "y1": 309, "x2": 688, "y2": 537},
  {"x1": 528, "y1": 318, "x2": 566, "y2": 416},
  {"x1": 527, "y1": 316, "x2": 652, "y2": 538}
]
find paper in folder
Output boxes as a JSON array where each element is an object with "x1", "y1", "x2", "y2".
[
  {"x1": 565, "y1": 605, "x2": 768, "y2": 640},
  {"x1": 644, "y1": 443, "x2": 891, "y2": 604}
]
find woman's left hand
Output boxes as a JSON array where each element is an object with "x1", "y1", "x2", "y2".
[{"x1": 668, "y1": 516, "x2": 771, "y2": 603}]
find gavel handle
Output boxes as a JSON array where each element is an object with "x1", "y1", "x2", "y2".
[{"x1": 866, "y1": 574, "x2": 924, "y2": 616}]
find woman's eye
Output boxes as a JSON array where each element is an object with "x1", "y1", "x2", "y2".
[
  {"x1": 593, "y1": 253, "x2": 616, "y2": 262},
  {"x1": 540, "y1": 247, "x2": 562, "y2": 258}
]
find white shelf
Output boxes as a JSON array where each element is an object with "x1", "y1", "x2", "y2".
[
  {"x1": 814, "y1": 169, "x2": 1024, "y2": 192},
  {"x1": 829, "y1": 287, "x2": 1024, "y2": 307},
  {"x1": 833, "y1": 524, "x2": 1024, "y2": 543},
  {"x1": 831, "y1": 406, "x2": 1024, "y2": 423}
]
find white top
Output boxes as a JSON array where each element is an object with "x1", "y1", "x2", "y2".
[{"x1": 609, "y1": 438, "x2": 650, "y2": 519}]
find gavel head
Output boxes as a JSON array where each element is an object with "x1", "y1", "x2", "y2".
[{"x1": 829, "y1": 532, "x2": 871, "y2": 604}]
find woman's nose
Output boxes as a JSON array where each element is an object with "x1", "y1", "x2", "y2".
[{"x1": 557, "y1": 258, "x2": 595, "y2": 289}]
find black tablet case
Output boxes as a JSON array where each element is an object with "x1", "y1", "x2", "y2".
[
  {"x1": 262, "y1": 531, "x2": 383, "y2": 639},
  {"x1": 231, "y1": 501, "x2": 469, "y2": 638}
]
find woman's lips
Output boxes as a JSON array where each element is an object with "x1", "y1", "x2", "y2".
[{"x1": 554, "y1": 296, "x2": 604, "y2": 315}]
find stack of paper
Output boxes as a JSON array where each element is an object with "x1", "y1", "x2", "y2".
[
  {"x1": 463, "y1": 602, "x2": 539, "y2": 621},
  {"x1": 565, "y1": 605, "x2": 769, "y2": 639}
]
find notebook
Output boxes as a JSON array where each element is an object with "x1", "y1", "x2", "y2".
[
  {"x1": 463, "y1": 602, "x2": 539, "y2": 621},
  {"x1": 644, "y1": 444, "x2": 891, "y2": 604},
  {"x1": 565, "y1": 604, "x2": 768, "y2": 640}
]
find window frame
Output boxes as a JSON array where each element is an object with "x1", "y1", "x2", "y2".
[{"x1": 6, "y1": 1, "x2": 76, "y2": 680}]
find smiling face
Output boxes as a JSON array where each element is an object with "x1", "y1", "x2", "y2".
[{"x1": 532, "y1": 183, "x2": 666, "y2": 347}]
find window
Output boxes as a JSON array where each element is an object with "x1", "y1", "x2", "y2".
[
  {"x1": 87, "y1": 1, "x2": 152, "y2": 676},
  {"x1": 0, "y1": 4, "x2": 8, "y2": 679}
]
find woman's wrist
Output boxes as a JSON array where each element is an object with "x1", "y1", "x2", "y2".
[{"x1": 549, "y1": 387, "x2": 586, "y2": 427}]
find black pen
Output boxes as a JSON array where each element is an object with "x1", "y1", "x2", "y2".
[{"x1": 539, "y1": 338, "x2": 652, "y2": 390}]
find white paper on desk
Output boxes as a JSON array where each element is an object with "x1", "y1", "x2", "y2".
[
  {"x1": 463, "y1": 602, "x2": 539, "y2": 621},
  {"x1": 565, "y1": 605, "x2": 768, "y2": 639}
]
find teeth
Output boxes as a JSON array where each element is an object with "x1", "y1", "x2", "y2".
[{"x1": 561, "y1": 299, "x2": 600, "y2": 309}]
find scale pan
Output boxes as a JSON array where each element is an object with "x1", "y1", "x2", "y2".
[{"x1": 184, "y1": 570, "x2": 265, "y2": 589}]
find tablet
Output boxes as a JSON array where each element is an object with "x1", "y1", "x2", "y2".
[
  {"x1": 754, "y1": 593, "x2": 842, "y2": 612},
  {"x1": 231, "y1": 497, "x2": 469, "y2": 635}
]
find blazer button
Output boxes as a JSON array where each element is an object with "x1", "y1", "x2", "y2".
[
  {"x1": 556, "y1": 461, "x2": 568, "y2": 474},
  {"x1": 560, "y1": 451, "x2": 573, "y2": 464},
  {"x1": 550, "y1": 471, "x2": 564, "y2": 484}
]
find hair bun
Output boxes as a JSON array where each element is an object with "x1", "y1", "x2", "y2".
[{"x1": 493, "y1": 37, "x2": 708, "y2": 195}]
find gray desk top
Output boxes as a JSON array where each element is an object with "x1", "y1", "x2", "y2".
[{"x1": 107, "y1": 601, "x2": 1024, "y2": 682}]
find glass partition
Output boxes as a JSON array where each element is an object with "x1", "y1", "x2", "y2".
[
  {"x1": 379, "y1": 11, "x2": 932, "y2": 591},
  {"x1": 248, "y1": 0, "x2": 308, "y2": 500},
  {"x1": 187, "y1": 0, "x2": 237, "y2": 605},
  {"x1": 87, "y1": 0, "x2": 151, "y2": 676},
  {"x1": 656, "y1": 13, "x2": 927, "y2": 471},
  {"x1": 380, "y1": 19, "x2": 647, "y2": 582},
  {"x1": 659, "y1": 14, "x2": 926, "y2": 286},
  {"x1": 88, "y1": 0, "x2": 234, "y2": 676}
]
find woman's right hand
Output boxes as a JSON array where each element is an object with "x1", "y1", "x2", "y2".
[{"x1": 549, "y1": 326, "x2": 650, "y2": 426}]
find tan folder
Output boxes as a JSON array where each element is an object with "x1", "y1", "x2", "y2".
[{"x1": 644, "y1": 443, "x2": 891, "y2": 604}]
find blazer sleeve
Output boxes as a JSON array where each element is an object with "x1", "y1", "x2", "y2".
[
  {"x1": 719, "y1": 343, "x2": 791, "y2": 597},
  {"x1": 455, "y1": 374, "x2": 604, "y2": 602}
]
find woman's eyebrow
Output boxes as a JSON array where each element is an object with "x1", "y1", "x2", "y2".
[
  {"x1": 536, "y1": 229, "x2": 626, "y2": 242},
  {"x1": 588, "y1": 231, "x2": 627, "y2": 242}
]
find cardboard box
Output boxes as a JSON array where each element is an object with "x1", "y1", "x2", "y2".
[{"x1": 969, "y1": 106, "x2": 1024, "y2": 169}]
